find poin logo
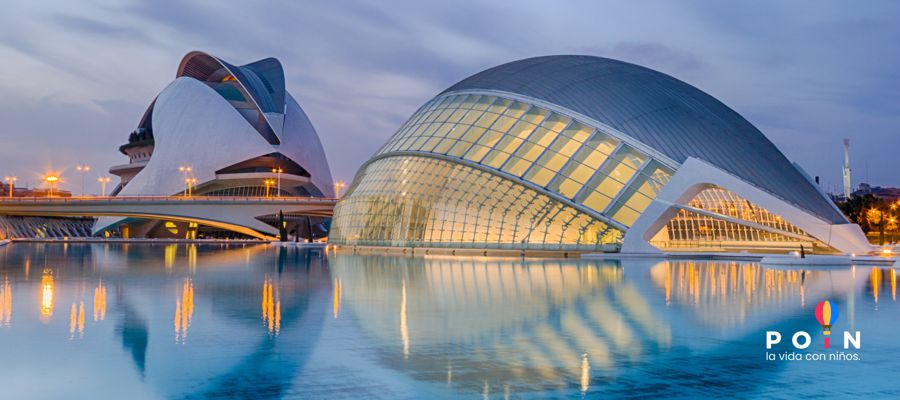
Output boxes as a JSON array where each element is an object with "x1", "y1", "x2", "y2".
[
  {"x1": 814, "y1": 300, "x2": 839, "y2": 348},
  {"x1": 765, "y1": 300, "x2": 861, "y2": 362}
]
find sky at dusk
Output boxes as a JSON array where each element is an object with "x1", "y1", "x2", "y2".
[{"x1": 0, "y1": 0, "x2": 898, "y2": 194}]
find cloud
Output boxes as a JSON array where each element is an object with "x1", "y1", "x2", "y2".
[{"x1": 0, "y1": 0, "x2": 898, "y2": 189}]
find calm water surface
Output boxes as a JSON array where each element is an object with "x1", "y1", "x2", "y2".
[{"x1": 0, "y1": 243, "x2": 897, "y2": 399}]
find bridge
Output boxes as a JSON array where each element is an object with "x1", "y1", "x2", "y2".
[{"x1": 0, "y1": 196, "x2": 338, "y2": 240}]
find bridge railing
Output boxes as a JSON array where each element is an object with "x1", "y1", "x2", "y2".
[{"x1": 0, "y1": 195, "x2": 339, "y2": 203}]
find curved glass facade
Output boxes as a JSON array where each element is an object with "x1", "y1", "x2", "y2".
[
  {"x1": 331, "y1": 56, "x2": 865, "y2": 254},
  {"x1": 651, "y1": 187, "x2": 837, "y2": 253},
  {"x1": 377, "y1": 93, "x2": 674, "y2": 227},
  {"x1": 330, "y1": 156, "x2": 621, "y2": 250}
]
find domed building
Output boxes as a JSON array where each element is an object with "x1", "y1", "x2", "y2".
[
  {"x1": 98, "y1": 51, "x2": 334, "y2": 239},
  {"x1": 330, "y1": 56, "x2": 870, "y2": 254}
]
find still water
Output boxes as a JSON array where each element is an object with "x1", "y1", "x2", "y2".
[{"x1": 0, "y1": 243, "x2": 897, "y2": 399}]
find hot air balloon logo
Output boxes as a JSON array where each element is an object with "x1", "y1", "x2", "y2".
[{"x1": 814, "y1": 300, "x2": 840, "y2": 349}]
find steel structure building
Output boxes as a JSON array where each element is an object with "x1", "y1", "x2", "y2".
[{"x1": 331, "y1": 56, "x2": 870, "y2": 254}]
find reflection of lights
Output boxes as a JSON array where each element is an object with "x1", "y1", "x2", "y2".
[
  {"x1": 1, "y1": 278, "x2": 11, "y2": 327},
  {"x1": 871, "y1": 268, "x2": 881, "y2": 304},
  {"x1": 262, "y1": 278, "x2": 281, "y2": 336},
  {"x1": 174, "y1": 278, "x2": 194, "y2": 343},
  {"x1": 401, "y1": 279, "x2": 409, "y2": 359},
  {"x1": 93, "y1": 281, "x2": 106, "y2": 321},
  {"x1": 892, "y1": 269, "x2": 897, "y2": 302},
  {"x1": 332, "y1": 278, "x2": 342, "y2": 319},
  {"x1": 188, "y1": 244, "x2": 197, "y2": 271},
  {"x1": 882, "y1": 247, "x2": 893, "y2": 256},
  {"x1": 40, "y1": 269, "x2": 54, "y2": 323},
  {"x1": 653, "y1": 262, "x2": 813, "y2": 326},
  {"x1": 69, "y1": 301, "x2": 85, "y2": 339},
  {"x1": 581, "y1": 353, "x2": 590, "y2": 394},
  {"x1": 164, "y1": 244, "x2": 177, "y2": 270}
]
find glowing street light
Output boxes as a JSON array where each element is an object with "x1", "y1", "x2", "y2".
[
  {"x1": 75, "y1": 165, "x2": 91, "y2": 197},
  {"x1": 334, "y1": 181, "x2": 346, "y2": 198},
  {"x1": 3, "y1": 176, "x2": 16, "y2": 198},
  {"x1": 184, "y1": 178, "x2": 198, "y2": 197},
  {"x1": 97, "y1": 176, "x2": 111, "y2": 197},
  {"x1": 264, "y1": 178, "x2": 276, "y2": 198},
  {"x1": 178, "y1": 166, "x2": 193, "y2": 196},
  {"x1": 45, "y1": 175, "x2": 60, "y2": 198},
  {"x1": 271, "y1": 167, "x2": 283, "y2": 197}
]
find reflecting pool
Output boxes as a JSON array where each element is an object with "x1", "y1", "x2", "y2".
[{"x1": 0, "y1": 244, "x2": 897, "y2": 399}]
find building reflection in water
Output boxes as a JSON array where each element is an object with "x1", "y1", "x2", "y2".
[
  {"x1": 580, "y1": 353, "x2": 590, "y2": 394},
  {"x1": 1, "y1": 277, "x2": 11, "y2": 327},
  {"x1": 39, "y1": 268, "x2": 54, "y2": 323},
  {"x1": 868, "y1": 268, "x2": 898, "y2": 304},
  {"x1": 69, "y1": 301, "x2": 85, "y2": 339},
  {"x1": 262, "y1": 276, "x2": 281, "y2": 336},
  {"x1": 400, "y1": 279, "x2": 409, "y2": 359},
  {"x1": 332, "y1": 278, "x2": 342, "y2": 320},
  {"x1": 188, "y1": 245, "x2": 197, "y2": 272},
  {"x1": 93, "y1": 281, "x2": 107, "y2": 321},
  {"x1": 164, "y1": 245, "x2": 177, "y2": 270},
  {"x1": 174, "y1": 278, "x2": 194, "y2": 343},
  {"x1": 329, "y1": 254, "x2": 672, "y2": 395},
  {"x1": 649, "y1": 261, "x2": 835, "y2": 328}
]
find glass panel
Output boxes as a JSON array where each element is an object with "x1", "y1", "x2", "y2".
[
  {"x1": 501, "y1": 157, "x2": 532, "y2": 177},
  {"x1": 463, "y1": 145, "x2": 491, "y2": 163},
  {"x1": 583, "y1": 192, "x2": 612, "y2": 212},
  {"x1": 560, "y1": 122, "x2": 593, "y2": 143},
  {"x1": 612, "y1": 206, "x2": 641, "y2": 226},
  {"x1": 520, "y1": 107, "x2": 549, "y2": 125},
  {"x1": 557, "y1": 178, "x2": 582, "y2": 199},
  {"x1": 447, "y1": 141, "x2": 472, "y2": 157},
  {"x1": 524, "y1": 166, "x2": 555, "y2": 187},
  {"x1": 541, "y1": 113, "x2": 570, "y2": 132},
  {"x1": 329, "y1": 155, "x2": 622, "y2": 250},
  {"x1": 481, "y1": 149, "x2": 511, "y2": 169},
  {"x1": 503, "y1": 101, "x2": 530, "y2": 119}
]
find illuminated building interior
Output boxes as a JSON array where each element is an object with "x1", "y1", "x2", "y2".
[
  {"x1": 331, "y1": 55, "x2": 870, "y2": 254},
  {"x1": 649, "y1": 187, "x2": 838, "y2": 253}
]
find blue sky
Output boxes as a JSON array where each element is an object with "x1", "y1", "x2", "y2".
[{"x1": 0, "y1": 0, "x2": 898, "y2": 193}]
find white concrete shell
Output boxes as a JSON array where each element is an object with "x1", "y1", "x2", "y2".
[
  {"x1": 96, "y1": 52, "x2": 334, "y2": 236},
  {"x1": 622, "y1": 158, "x2": 872, "y2": 255}
]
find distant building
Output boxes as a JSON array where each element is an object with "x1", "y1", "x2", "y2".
[
  {"x1": 854, "y1": 183, "x2": 900, "y2": 202},
  {"x1": 98, "y1": 51, "x2": 335, "y2": 239},
  {"x1": 331, "y1": 55, "x2": 870, "y2": 255}
]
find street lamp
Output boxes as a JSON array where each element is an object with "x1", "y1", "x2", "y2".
[
  {"x1": 3, "y1": 176, "x2": 16, "y2": 198},
  {"x1": 264, "y1": 178, "x2": 276, "y2": 198},
  {"x1": 334, "y1": 181, "x2": 346, "y2": 198},
  {"x1": 184, "y1": 178, "x2": 198, "y2": 197},
  {"x1": 97, "y1": 176, "x2": 111, "y2": 197},
  {"x1": 45, "y1": 175, "x2": 59, "y2": 198},
  {"x1": 75, "y1": 165, "x2": 91, "y2": 197},
  {"x1": 271, "y1": 167, "x2": 283, "y2": 197},
  {"x1": 179, "y1": 166, "x2": 193, "y2": 196}
]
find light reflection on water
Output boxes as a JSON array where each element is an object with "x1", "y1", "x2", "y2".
[{"x1": 0, "y1": 243, "x2": 896, "y2": 399}]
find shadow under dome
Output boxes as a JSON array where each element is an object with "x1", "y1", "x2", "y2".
[{"x1": 441, "y1": 55, "x2": 846, "y2": 224}]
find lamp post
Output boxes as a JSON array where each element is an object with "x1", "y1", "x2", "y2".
[
  {"x1": 185, "y1": 178, "x2": 198, "y2": 197},
  {"x1": 334, "y1": 181, "x2": 346, "y2": 198},
  {"x1": 75, "y1": 165, "x2": 91, "y2": 197},
  {"x1": 271, "y1": 168, "x2": 283, "y2": 197},
  {"x1": 45, "y1": 175, "x2": 59, "y2": 198},
  {"x1": 3, "y1": 176, "x2": 16, "y2": 198},
  {"x1": 178, "y1": 166, "x2": 192, "y2": 196},
  {"x1": 264, "y1": 178, "x2": 275, "y2": 198},
  {"x1": 97, "y1": 176, "x2": 111, "y2": 197}
]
